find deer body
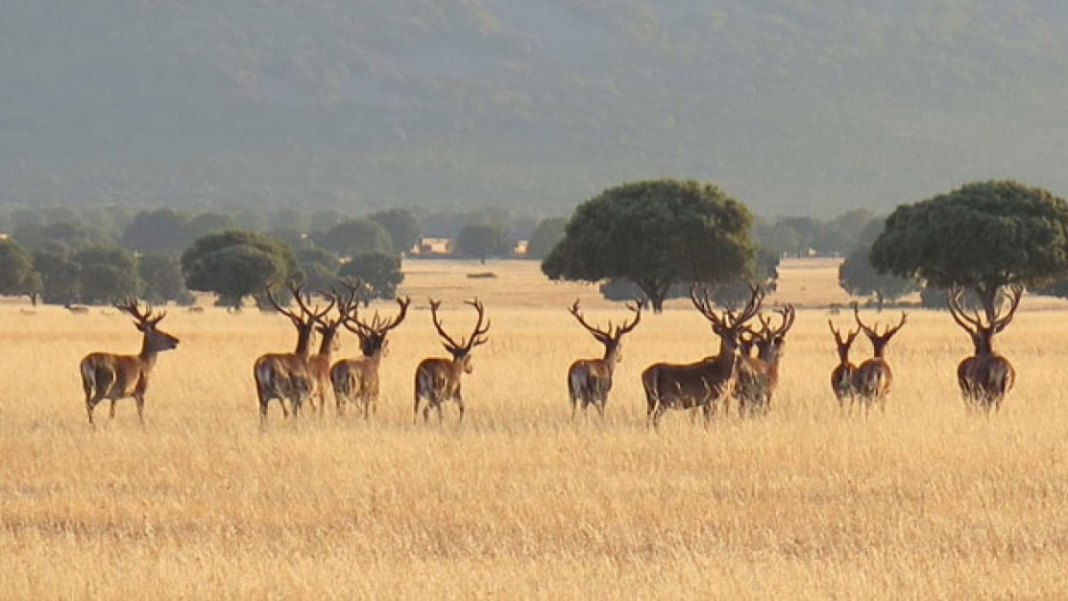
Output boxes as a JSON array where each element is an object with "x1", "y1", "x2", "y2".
[
  {"x1": 643, "y1": 285, "x2": 764, "y2": 428},
  {"x1": 254, "y1": 285, "x2": 334, "y2": 426},
  {"x1": 566, "y1": 299, "x2": 641, "y2": 418},
  {"x1": 949, "y1": 285, "x2": 1021, "y2": 412},
  {"x1": 734, "y1": 306, "x2": 794, "y2": 416},
  {"x1": 80, "y1": 300, "x2": 179, "y2": 425},
  {"x1": 413, "y1": 299, "x2": 490, "y2": 423},
  {"x1": 828, "y1": 320, "x2": 859, "y2": 410},
  {"x1": 852, "y1": 306, "x2": 907, "y2": 413},
  {"x1": 332, "y1": 293, "x2": 410, "y2": 418}
]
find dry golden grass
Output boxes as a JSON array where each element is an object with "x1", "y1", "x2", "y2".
[{"x1": 3, "y1": 259, "x2": 1068, "y2": 599}]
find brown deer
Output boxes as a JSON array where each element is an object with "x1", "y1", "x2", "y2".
[
  {"x1": 947, "y1": 284, "x2": 1021, "y2": 412},
  {"x1": 331, "y1": 292, "x2": 411, "y2": 418},
  {"x1": 253, "y1": 284, "x2": 334, "y2": 425},
  {"x1": 828, "y1": 320, "x2": 860, "y2": 411},
  {"x1": 566, "y1": 298, "x2": 642, "y2": 418},
  {"x1": 734, "y1": 305, "x2": 795, "y2": 416},
  {"x1": 305, "y1": 288, "x2": 360, "y2": 417},
  {"x1": 852, "y1": 305, "x2": 907, "y2": 412},
  {"x1": 414, "y1": 298, "x2": 490, "y2": 423},
  {"x1": 642, "y1": 284, "x2": 764, "y2": 428},
  {"x1": 79, "y1": 299, "x2": 179, "y2": 426}
]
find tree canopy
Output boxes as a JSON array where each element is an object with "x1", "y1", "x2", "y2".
[
  {"x1": 456, "y1": 223, "x2": 509, "y2": 264},
  {"x1": 839, "y1": 245, "x2": 915, "y2": 309},
  {"x1": 369, "y1": 209, "x2": 421, "y2": 255},
  {"x1": 871, "y1": 180, "x2": 1068, "y2": 316},
  {"x1": 543, "y1": 179, "x2": 755, "y2": 312},
  {"x1": 314, "y1": 219, "x2": 393, "y2": 258},
  {"x1": 0, "y1": 238, "x2": 41, "y2": 302},
  {"x1": 526, "y1": 217, "x2": 567, "y2": 260},
  {"x1": 339, "y1": 252, "x2": 404, "y2": 305},
  {"x1": 181, "y1": 230, "x2": 298, "y2": 308}
]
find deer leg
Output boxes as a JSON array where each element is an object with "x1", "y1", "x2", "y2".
[
  {"x1": 85, "y1": 395, "x2": 101, "y2": 426},
  {"x1": 109, "y1": 399, "x2": 118, "y2": 420},
  {"x1": 457, "y1": 400, "x2": 465, "y2": 424},
  {"x1": 134, "y1": 394, "x2": 145, "y2": 426}
]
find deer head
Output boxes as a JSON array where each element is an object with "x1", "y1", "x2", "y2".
[
  {"x1": 689, "y1": 283, "x2": 765, "y2": 354},
  {"x1": 429, "y1": 298, "x2": 490, "y2": 373},
  {"x1": 947, "y1": 285, "x2": 1022, "y2": 355},
  {"x1": 752, "y1": 304, "x2": 796, "y2": 360},
  {"x1": 828, "y1": 319, "x2": 859, "y2": 363},
  {"x1": 567, "y1": 298, "x2": 642, "y2": 364},
  {"x1": 343, "y1": 278, "x2": 411, "y2": 358},
  {"x1": 853, "y1": 304, "x2": 907, "y2": 358},
  {"x1": 114, "y1": 298, "x2": 179, "y2": 354}
]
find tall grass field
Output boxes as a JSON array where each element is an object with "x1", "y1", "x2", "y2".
[{"x1": 2, "y1": 259, "x2": 1067, "y2": 598}]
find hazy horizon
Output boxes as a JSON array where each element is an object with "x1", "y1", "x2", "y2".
[{"x1": 3, "y1": 1, "x2": 1066, "y2": 217}]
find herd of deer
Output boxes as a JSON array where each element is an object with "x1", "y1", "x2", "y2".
[{"x1": 77, "y1": 281, "x2": 1023, "y2": 427}]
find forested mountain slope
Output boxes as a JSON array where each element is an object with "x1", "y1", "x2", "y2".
[{"x1": 2, "y1": 1, "x2": 1066, "y2": 214}]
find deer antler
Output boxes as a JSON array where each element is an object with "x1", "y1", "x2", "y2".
[
  {"x1": 615, "y1": 298, "x2": 643, "y2": 337},
  {"x1": 690, "y1": 283, "x2": 764, "y2": 332},
  {"x1": 992, "y1": 284, "x2": 1024, "y2": 333},
  {"x1": 265, "y1": 283, "x2": 303, "y2": 325},
  {"x1": 464, "y1": 298, "x2": 491, "y2": 350},
  {"x1": 828, "y1": 319, "x2": 859, "y2": 346},
  {"x1": 429, "y1": 298, "x2": 464, "y2": 353},
  {"x1": 568, "y1": 299, "x2": 612, "y2": 344},
  {"x1": 947, "y1": 286, "x2": 983, "y2": 334}
]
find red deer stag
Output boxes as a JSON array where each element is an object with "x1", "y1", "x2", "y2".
[
  {"x1": 331, "y1": 292, "x2": 411, "y2": 418},
  {"x1": 566, "y1": 298, "x2": 642, "y2": 418},
  {"x1": 414, "y1": 298, "x2": 490, "y2": 423},
  {"x1": 734, "y1": 305, "x2": 795, "y2": 416},
  {"x1": 80, "y1": 299, "x2": 179, "y2": 426},
  {"x1": 305, "y1": 288, "x2": 359, "y2": 417},
  {"x1": 947, "y1": 284, "x2": 1021, "y2": 412},
  {"x1": 828, "y1": 320, "x2": 859, "y2": 411},
  {"x1": 642, "y1": 284, "x2": 764, "y2": 428},
  {"x1": 253, "y1": 284, "x2": 334, "y2": 425},
  {"x1": 852, "y1": 305, "x2": 907, "y2": 413}
]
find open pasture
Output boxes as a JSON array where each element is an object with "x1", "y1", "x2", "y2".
[{"x1": 3, "y1": 259, "x2": 1068, "y2": 598}]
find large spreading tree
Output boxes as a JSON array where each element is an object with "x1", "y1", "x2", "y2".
[
  {"x1": 181, "y1": 230, "x2": 299, "y2": 309},
  {"x1": 839, "y1": 245, "x2": 916, "y2": 310},
  {"x1": 543, "y1": 179, "x2": 756, "y2": 312},
  {"x1": 870, "y1": 180, "x2": 1068, "y2": 318}
]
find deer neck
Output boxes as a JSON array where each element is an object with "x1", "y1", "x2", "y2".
[
  {"x1": 138, "y1": 337, "x2": 160, "y2": 369},
  {"x1": 295, "y1": 328, "x2": 314, "y2": 357},
  {"x1": 317, "y1": 329, "x2": 338, "y2": 359},
  {"x1": 602, "y1": 344, "x2": 621, "y2": 372}
]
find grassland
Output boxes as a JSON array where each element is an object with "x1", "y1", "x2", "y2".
[{"x1": 2, "y1": 259, "x2": 1068, "y2": 599}]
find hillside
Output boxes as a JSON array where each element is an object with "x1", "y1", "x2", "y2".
[{"x1": 2, "y1": 1, "x2": 1066, "y2": 214}]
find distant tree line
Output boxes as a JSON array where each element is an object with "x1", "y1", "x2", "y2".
[{"x1": 12, "y1": 192, "x2": 1063, "y2": 310}]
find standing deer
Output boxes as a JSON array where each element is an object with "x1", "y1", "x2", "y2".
[
  {"x1": 734, "y1": 305, "x2": 795, "y2": 416},
  {"x1": 642, "y1": 284, "x2": 764, "y2": 428},
  {"x1": 566, "y1": 298, "x2": 642, "y2": 418},
  {"x1": 828, "y1": 320, "x2": 859, "y2": 411},
  {"x1": 253, "y1": 284, "x2": 334, "y2": 425},
  {"x1": 305, "y1": 288, "x2": 359, "y2": 417},
  {"x1": 852, "y1": 305, "x2": 907, "y2": 413},
  {"x1": 80, "y1": 299, "x2": 179, "y2": 426},
  {"x1": 331, "y1": 293, "x2": 411, "y2": 418},
  {"x1": 947, "y1": 284, "x2": 1021, "y2": 412},
  {"x1": 414, "y1": 298, "x2": 490, "y2": 423}
]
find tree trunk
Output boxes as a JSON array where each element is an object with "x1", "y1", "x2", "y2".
[
  {"x1": 876, "y1": 291, "x2": 885, "y2": 312},
  {"x1": 480, "y1": 255, "x2": 486, "y2": 265},
  {"x1": 976, "y1": 284, "x2": 1000, "y2": 324}
]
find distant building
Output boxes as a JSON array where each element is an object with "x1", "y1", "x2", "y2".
[{"x1": 416, "y1": 237, "x2": 452, "y2": 255}]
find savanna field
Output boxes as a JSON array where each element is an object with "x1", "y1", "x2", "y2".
[{"x1": 3, "y1": 259, "x2": 1068, "y2": 599}]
